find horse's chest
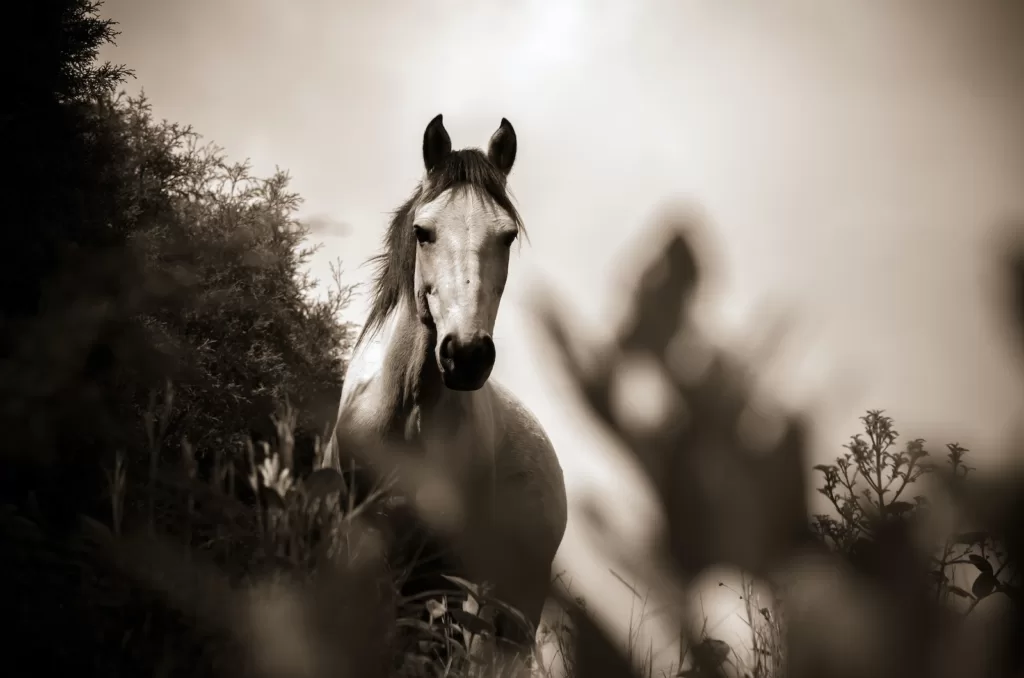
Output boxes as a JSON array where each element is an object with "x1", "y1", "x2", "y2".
[{"x1": 419, "y1": 403, "x2": 495, "y2": 478}]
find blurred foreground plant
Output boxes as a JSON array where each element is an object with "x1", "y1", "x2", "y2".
[{"x1": 532, "y1": 210, "x2": 1024, "y2": 678}]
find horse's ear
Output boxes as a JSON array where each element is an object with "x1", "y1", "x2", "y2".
[
  {"x1": 487, "y1": 118, "x2": 517, "y2": 175},
  {"x1": 423, "y1": 114, "x2": 452, "y2": 173}
]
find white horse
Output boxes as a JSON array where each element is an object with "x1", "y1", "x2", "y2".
[{"x1": 321, "y1": 114, "x2": 567, "y2": 652}]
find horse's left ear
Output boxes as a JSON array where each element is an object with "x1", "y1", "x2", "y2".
[{"x1": 487, "y1": 118, "x2": 517, "y2": 175}]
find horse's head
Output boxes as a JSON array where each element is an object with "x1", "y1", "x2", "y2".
[{"x1": 412, "y1": 114, "x2": 521, "y2": 391}]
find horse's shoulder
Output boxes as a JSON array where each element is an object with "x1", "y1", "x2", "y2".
[
  {"x1": 334, "y1": 333, "x2": 394, "y2": 438},
  {"x1": 488, "y1": 381, "x2": 552, "y2": 449},
  {"x1": 486, "y1": 380, "x2": 568, "y2": 535}
]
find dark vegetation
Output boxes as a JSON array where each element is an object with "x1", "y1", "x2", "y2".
[{"x1": 3, "y1": 3, "x2": 1024, "y2": 677}]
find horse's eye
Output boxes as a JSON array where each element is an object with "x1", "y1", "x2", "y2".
[
  {"x1": 499, "y1": 231, "x2": 518, "y2": 247},
  {"x1": 413, "y1": 225, "x2": 435, "y2": 245}
]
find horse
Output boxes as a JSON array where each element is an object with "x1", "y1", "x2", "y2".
[{"x1": 321, "y1": 114, "x2": 568, "y2": 659}]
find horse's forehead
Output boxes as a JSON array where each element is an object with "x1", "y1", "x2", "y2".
[{"x1": 415, "y1": 189, "x2": 513, "y2": 231}]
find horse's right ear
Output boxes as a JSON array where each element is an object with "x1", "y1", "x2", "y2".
[{"x1": 423, "y1": 114, "x2": 452, "y2": 174}]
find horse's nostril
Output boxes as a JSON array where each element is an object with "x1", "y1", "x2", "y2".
[
  {"x1": 477, "y1": 334, "x2": 495, "y2": 363},
  {"x1": 439, "y1": 334, "x2": 456, "y2": 363}
]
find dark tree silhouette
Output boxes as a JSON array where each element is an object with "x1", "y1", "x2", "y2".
[{"x1": 1, "y1": 1, "x2": 353, "y2": 547}]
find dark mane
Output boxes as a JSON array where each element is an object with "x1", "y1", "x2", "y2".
[{"x1": 358, "y1": 148, "x2": 525, "y2": 342}]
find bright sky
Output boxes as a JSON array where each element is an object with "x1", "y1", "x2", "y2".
[{"x1": 101, "y1": 0, "x2": 1024, "y2": 671}]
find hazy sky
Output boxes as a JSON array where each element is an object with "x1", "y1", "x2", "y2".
[{"x1": 100, "y1": 0, "x2": 1024, "y2": 666}]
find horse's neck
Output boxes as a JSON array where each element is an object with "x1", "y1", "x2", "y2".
[{"x1": 336, "y1": 301, "x2": 436, "y2": 441}]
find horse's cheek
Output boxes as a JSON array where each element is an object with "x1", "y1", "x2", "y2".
[{"x1": 415, "y1": 289, "x2": 433, "y2": 324}]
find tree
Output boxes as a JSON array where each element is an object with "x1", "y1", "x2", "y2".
[
  {"x1": 2, "y1": 0, "x2": 142, "y2": 530},
  {"x1": 0, "y1": 1, "x2": 355, "y2": 533}
]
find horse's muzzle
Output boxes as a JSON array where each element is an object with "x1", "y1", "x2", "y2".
[{"x1": 438, "y1": 331, "x2": 495, "y2": 391}]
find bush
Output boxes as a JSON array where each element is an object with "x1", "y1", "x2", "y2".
[{"x1": 1, "y1": 1, "x2": 354, "y2": 533}]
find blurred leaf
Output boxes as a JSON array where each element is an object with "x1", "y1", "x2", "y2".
[
  {"x1": 617, "y1": 229, "x2": 699, "y2": 355},
  {"x1": 448, "y1": 608, "x2": 496, "y2": 637},
  {"x1": 441, "y1": 574, "x2": 489, "y2": 601},
  {"x1": 425, "y1": 598, "x2": 446, "y2": 621},
  {"x1": 485, "y1": 597, "x2": 533, "y2": 637},
  {"x1": 885, "y1": 501, "x2": 915, "y2": 516},
  {"x1": 303, "y1": 467, "x2": 345, "y2": 500},
  {"x1": 972, "y1": 571, "x2": 998, "y2": 599},
  {"x1": 692, "y1": 637, "x2": 732, "y2": 668},
  {"x1": 397, "y1": 617, "x2": 448, "y2": 638},
  {"x1": 968, "y1": 554, "x2": 993, "y2": 574}
]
